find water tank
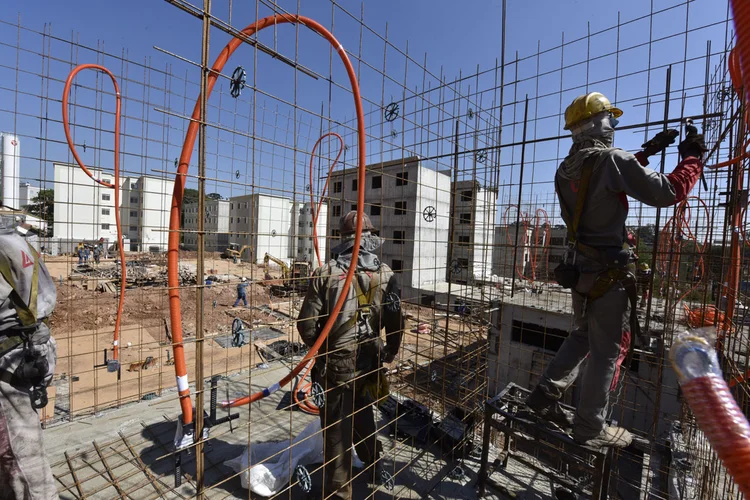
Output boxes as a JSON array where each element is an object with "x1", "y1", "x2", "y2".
[{"x1": 0, "y1": 134, "x2": 21, "y2": 209}]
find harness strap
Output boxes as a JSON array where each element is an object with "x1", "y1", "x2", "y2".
[
  {"x1": 556, "y1": 154, "x2": 598, "y2": 248},
  {"x1": 0, "y1": 242, "x2": 40, "y2": 327}
]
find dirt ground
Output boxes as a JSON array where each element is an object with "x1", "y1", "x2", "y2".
[{"x1": 42, "y1": 252, "x2": 479, "y2": 422}]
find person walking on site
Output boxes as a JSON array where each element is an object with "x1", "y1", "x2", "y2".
[
  {"x1": 525, "y1": 92, "x2": 707, "y2": 448},
  {"x1": 0, "y1": 217, "x2": 59, "y2": 499},
  {"x1": 233, "y1": 277, "x2": 248, "y2": 307},
  {"x1": 297, "y1": 211, "x2": 404, "y2": 500}
]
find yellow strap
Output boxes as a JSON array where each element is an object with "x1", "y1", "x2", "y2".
[{"x1": 0, "y1": 242, "x2": 39, "y2": 327}]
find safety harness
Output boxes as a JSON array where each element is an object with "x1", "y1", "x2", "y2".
[
  {"x1": 556, "y1": 154, "x2": 641, "y2": 340},
  {"x1": 334, "y1": 270, "x2": 381, "y2": 340},
  {"x1": 0, "y1": 242, "x2": 50, "y2": 409},
  {"x1": 0, "y1": 241, "x2": 40, "y2": 357}
]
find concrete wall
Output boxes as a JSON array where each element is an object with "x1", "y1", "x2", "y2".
[
  {"x1": 53, "y1": 163, "x2": 121, "y2": 242},
  {"x1": 492, "y1": 225, "x2": 532, "y2": 278},
  {"x1": 488, "y1": 301, "x2": 683, "y2": 439},
  {"x1": 450, "y1": 180, "x2": 495, "y2": 283}
]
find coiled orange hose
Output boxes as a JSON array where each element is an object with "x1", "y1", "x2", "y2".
[
  {"x1": 62, "y1": 64, "x2": 127, "y2": 367},
  {"x1": 308, "y1": 132, "x2": 344, "y2": 268},
  {"x1": 164, "y1": 15, "x2": 366, "y2": 423},
  {"x1": 502, "y1": 205, "x2": 551, "y2": 282}
]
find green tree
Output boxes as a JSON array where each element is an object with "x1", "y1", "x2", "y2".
[
  {"x1": 24, "y1": 189, "x2": 54, "y2": 227},
  {"x1": 206, "y1": 192, "x2": 223, "y2": 200},
  {"x1": 183, "y1": 188, "x2": 200, "y2": 205}
]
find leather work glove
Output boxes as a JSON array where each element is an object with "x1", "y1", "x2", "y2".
[
  {"x1": 678, "y1": 134, "x2": 708, "y2": 161},
  {"x1": 641, "y1": 129, "x2": 679, "y2": 157}
]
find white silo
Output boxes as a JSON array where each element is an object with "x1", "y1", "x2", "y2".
[{"x1": 0, "y1": 134, "x2": 21, "y2": 209}]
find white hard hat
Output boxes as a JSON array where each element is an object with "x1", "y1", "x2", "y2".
[{"x1": 241, "y1": 277, "x2": 247, "y2": 282}]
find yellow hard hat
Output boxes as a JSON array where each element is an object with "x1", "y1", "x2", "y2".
[
  {"x1": 639, "y1": 262, "x2": 650, "y2": 271},
  {"x1": 564, "y1": 92, "x2": 623, "y2": 130}
]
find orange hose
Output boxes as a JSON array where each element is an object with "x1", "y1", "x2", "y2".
[
  {"x1": 680, "y1": 375, "x2": 750, "y2": 495},
  {"x1": 292, "y1": 359, "x2": 319, "y2": 415},
  {"x1": 62, "y1": 64, "x2": 126, "y2": 365},
  {"x1": 308, "y1": 132, "x2": 344, "y2": 267},
  {"x1": 164, "y1": 14, "x2": 366, "y2": 422}
]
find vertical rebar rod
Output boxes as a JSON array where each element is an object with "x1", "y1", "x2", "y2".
[
  {"x1": 194, "y1": 0, "x2": 211, "y2": 495},
  {"x1": 510, "y1": 96, "x2": 529, "y2": 298}
]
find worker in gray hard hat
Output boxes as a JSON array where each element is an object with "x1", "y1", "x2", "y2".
[
  {"x1": 0, "y1": 217, "x2": 59, "y2": 498},
  {"x1": 297, "y1": 211, "x2": 404, "y2": 499},
  {"x1": 525, "y1": 92, "x2": 707, "y2": 449}
]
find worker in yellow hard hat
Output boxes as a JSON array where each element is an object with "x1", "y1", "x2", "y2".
[{"x1": 525, "y1": 91, "x2": 708, "y2": 448}]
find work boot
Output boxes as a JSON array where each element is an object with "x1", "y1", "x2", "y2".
[
  {"x1": 575, "y1": 425, "x2": 632, "y2": 449},
  {"x1": 524, "y1": 387, "x2": 574, "y2": 430}
]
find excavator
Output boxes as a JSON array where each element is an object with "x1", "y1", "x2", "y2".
[
  {"x1": 222, "y1": 243, "x2": 252, "y2": 261},
  {"x1": 263, "y1": 253, "x2": 310, "y2": 295}
]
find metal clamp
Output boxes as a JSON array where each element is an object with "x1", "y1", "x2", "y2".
[{"x1": 475, "y1": 149, "x2": 488, "y2": 163}]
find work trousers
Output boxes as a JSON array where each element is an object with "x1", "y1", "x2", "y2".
[
  {"x1": 537, "y1": 257, "x2": 630, "y2": 440},
  {"x1": 0, "y1": 336, "x2": 58, "y2": 499},
  {"x1": 318, "y1": 374, "x2": 379, "y2": 500},
  {"x1": 233, "y1": 295, "x2": 248, "y2": 307}
]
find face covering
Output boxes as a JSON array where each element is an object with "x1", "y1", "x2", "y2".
[{"x1": 609, "y1": 114, "x2": 619, "y2": 129}]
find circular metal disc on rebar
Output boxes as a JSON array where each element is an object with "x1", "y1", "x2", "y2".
[
  {"x1": 384, "y1": 102, "x2": 400, "y2": 122},
  {"x1": 423, "y1": 206, "x2": 437, "y2": 222}
]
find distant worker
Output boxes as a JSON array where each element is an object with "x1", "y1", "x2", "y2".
[
  {"x1": 234, "y1": 277, "x2": 248, "y2": 307},
  {"x1": 77, "y1": 246, "x2": 83, "y2": 265},
  {"x1": 637, "y1": 262, "x2": 653, "y2": 308},
  {"x1": 0, "y1": 216, "x2": 58, "y2": 498},
  {"x1": 297, "y1": 211, "x2": 404, "y2": 500},
  {"x1": 526, "y1": 92, "x2": 707, "y2": 448},
  {"x1": 93, "y1": 246, "x2": 101, "y2": 265},
  {"x1": 83, "y1": 246, "x2": 90, "y2": 264}
]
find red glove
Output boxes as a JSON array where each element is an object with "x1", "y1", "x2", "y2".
[{"x1": 667, "y1": 157, "x2": 703, "y2": 203}]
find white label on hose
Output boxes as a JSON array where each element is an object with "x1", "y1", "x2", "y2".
[
  {"x1": 176, "y1": 375, "x2": 189, "y2": 392},
  {"x1": 268, "y1": 382, "x2": 281, "y2": 395},
  {"x1": 113, "y1": 340, "x2": 119, "y2": 346},
  {"x1": 337, "y1": 44, "x2": 344, "y2": 53}
]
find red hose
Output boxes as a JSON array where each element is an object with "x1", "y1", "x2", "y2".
[
  {"x1": 308, "y1": 132, "x2": 344, "y2": 267},
  {"x1": 680, "y1": 375, "x2": 750, "y2": 495},
  {"x1": 166, "y1": 15, "x2": 367, "y2": 422},
  {"x1": 62, "y1": 65, "x2": 127, "y2": 365}
]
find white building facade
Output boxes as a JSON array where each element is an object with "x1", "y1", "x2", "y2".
[
  {"x1": 450, "y1": 180, "x2": 496, "y2": 283},
  {"x1": 53, "y1": 163, "x2": 171, "y2": 251},
  {"x1": 19, "y1": 182, "x2": 40, "y2": 208},
  {"x1": 326, "y1": 156, "x2": 451, "y2": 291}
]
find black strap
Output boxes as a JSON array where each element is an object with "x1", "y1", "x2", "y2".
[{"x1": 567, "y1": 155, "x2": 598, "y2": 246}]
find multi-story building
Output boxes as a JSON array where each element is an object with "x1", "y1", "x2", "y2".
[
  {"x1": 326, "y1": 156, "x2": 451, "y2": 292},
  {"x1": 492, "y1": 225, "x2": 532, "y2": 279},
  {"x1": 228, "y1": 193, "x2": 295, "y2": 263},
  {"x1": 449, "y1": 180, "x2": 496, "y2": 283},
  {"x1": 19, "y1": 182, "x2": 40, "y2": 208},
  {"x1": 53, "y1": 163, "x2": 171, "y2": 251},
  {"x1": 182, "y1": 198, "x2": 230, "y2": 252}
]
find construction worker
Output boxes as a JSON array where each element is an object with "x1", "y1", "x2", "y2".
[
  {"x1": 0, "y1": 216, "x2": 58, "y2": 498},
  {"x1": 297, "y1": 211, "x2": 404, "y2": 500},
  {"x1": 93, "y1": 246, "x2": 101, "y2": 265},
  {"x1": 526, "y1": 92, "x2": 707, "y2": 448},
  {"x1": 234, "y1": 277, "x2": 248, "y2": 307},
  {"x1": 637, "y1": 262, "x2": 653, "y2": 308}
]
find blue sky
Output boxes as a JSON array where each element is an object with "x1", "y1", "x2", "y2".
[{"x1": 0, "y1": 0, "x2": 734, "y2": 224}]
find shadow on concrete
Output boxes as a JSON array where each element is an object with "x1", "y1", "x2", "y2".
[{"x1": 138, "y1": 418, "x2": 248, "y2": 497}]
